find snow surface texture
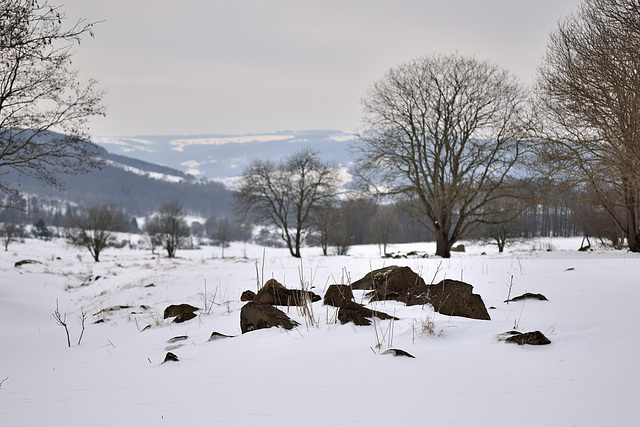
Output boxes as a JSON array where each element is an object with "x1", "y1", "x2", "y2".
[{"x1": 1, "y1": 238, "x2": 639, "y2": 426}]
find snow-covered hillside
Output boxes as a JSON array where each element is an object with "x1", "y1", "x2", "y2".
[
  {"x1": 94, "y1": 130, "x2": 355, "y2": 181},
  {"x1": 1, "y1": 237, "x2": 639, "y2": 426}
]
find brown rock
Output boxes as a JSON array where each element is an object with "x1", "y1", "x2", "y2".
[
  {"x1": 419, "y1": 279, "x2": 491, "y2": 320},
  {"x1": 208, "y1": 332, "x2": 234, "y2": 341},
  {"x1": 337, "y1": 300, "x2": 398, "y2": 326},
  {"x1": 505, "y1": 293, "x2": 548, "y2": 303},
  {"x1": 324, "y1": 284, "x2": 354, "y2": 307},
  {"x1": 240, "y1": 302, "x2": 300, "y2": 334},
  {"x1": 240, "y1": 290, "x2": 256, "y2": 301},
  {"x1": 164, "y1": 304, "x2": 199, "y2": 319},
  {"x1": 351, "y1": 266, "x2": 426, "y2": 294},
  {"x1": 253, "y1": 279, "x2": 320, "y2": 306},
  {"x1": 162, "y1": 352, "x2": 179, "y2": 363},
  {"x1": 504, "y1": 330, "x2": 551, "y2": 345},
  {"x1": 351, "y1": 267, "x2": 490, "y2": 320},
  {"x1": 174, "y1": 311, "x2": 197, "y2": 323}
]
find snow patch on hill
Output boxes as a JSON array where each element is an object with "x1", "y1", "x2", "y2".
[{"x1": 104, "y1": 159, "x2": 186, "y2": 183}]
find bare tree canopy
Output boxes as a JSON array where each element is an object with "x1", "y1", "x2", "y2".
[
  {"x1": 353, "y1": 53, "x2": 532, "y2": 258},
  {"x1": 535, "y1": 0, "x2": 640, "y2": 252},
  {"x1": 0, "y1": 0, "x2": 105, "y2": 206},
  {"x1": 235, "y1": 148, "x2": 341, "y2": 258},
  {"x1": 147, "y1": 201, "x2": 190, "y2": 258},
  {"x1": 68, "y1": 205, "x2": 123, "y2": 262}
]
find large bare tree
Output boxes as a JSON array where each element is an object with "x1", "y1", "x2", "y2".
[
  {"x1": 535, "y1": 0, "x2": 640, "y2": 252},
  {"x1": 353, "y1": 53, "x2": 531, "y2": 257},
  {"x1": 0, "y1": 1, "x2": 104, "y2": 206},
  {"x1": 235, "y1": 149, "x2": 341, "y2": 258},
  {"x1": 68, "y1": 205, "x2": 124, "y2": 262},
  {"x1": 147, "y1": 202, "x2": 191, "y2": 258}
]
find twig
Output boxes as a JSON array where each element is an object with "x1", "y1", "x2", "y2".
[
  {"x1": 53, "y1": 299, "x2": 71, "y2": 347},
  {"x1": 506, "y1": 275, "x2": 514, "y2": 304},
  {"x1": 430, "y1": 261, "x2": 443, "y2": 284},
  {"x1": 0, "y1": 375, "x2": 8, "y2": 388},
  {"x1": 77, "y1": 308, "x2": 87, "y2": 345}
]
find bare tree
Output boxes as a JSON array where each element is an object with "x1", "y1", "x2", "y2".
[
  {"x1": 309, "y1": 199, "x2": 336, "y2": 256},
  {"x1": 68, "y1": 205, "x2": 123, "y2": 262},
  {"x1": 210, "y1": 217, "x2": 232, "y2": 258},
  {"x1": 148, "y1": 202, "x2": 190, "y2": 258},
  {"x1": 354, "y1": 53, "x2": 532, "y2": 258},
  {"x1": 0, "y1": 222, "x2": 22, "y2": 251},
  {"x1": 235, "y1": 149, "x2": 341, "y2": 258},
  {"x1": 535, "y1": 0, "x2": 640, "y2": 252},
  {"x1": 0, "y1": 1, "x2": 105, "y2": 206},
  {"x1": 369, "y1": 205, "x2": 401, "y2": 255}
]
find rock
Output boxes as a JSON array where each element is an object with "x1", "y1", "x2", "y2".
[
  {"x1": 351, "y1": 266, "x2": 426, "y2": 295},
  {"x1": 417, "y1": 279, "x2": 491, "y2": 320},
  {"x1": 382, "y1": 348, "x2": 415, "y2": 358},
  {"x1": 253, "y1": 279, "x2": 320, "y2": 306},
  {"x1": 93, "y1": 305, "x2": 132, "y2": 316},
  {"x1": 451, "y1": 244, "x2": 466, "y2": 252},
  {"x1": 167, "y1": 335, "x2": 188, "y2": 343},
  {"x1": 337, "y1": 305, "x2": 371, "y2": 326},
  {"x1": 208, "y1": 332, "x2": 234, "y2": 341},
  {"x1": 352, "y1": 267, "x2": 490, "y2": 320},
  {"x1": 174, "y1": 311, "x2": 197, "y2": 323},
  {"x1": 505, "y1": 293, "x2": 548, "y2": 303},
  {"x1": 240, "y1": 290, "x2": 256, "y2": 301},
  {"x1": 240, "y1": 302, "x2": 300, "y2": 334},
  {"x1": 163, "y1": 304, "x2": 199, "y2": 319},
  {"x1": 337, "y1": 301, "x2": 398, "y2": 326},
  {"x1": 162, "y1": 352, "x2": 179, "y2": 363},
  {"x1": 323, "y1": 284, "x2": 354, "y2": 307},
  {"x1": 504, "y1": 330, "x2": 551, "y2": 345},
  {"x1": 14, "y1": 259, "x2": 42, "y2": 267}
]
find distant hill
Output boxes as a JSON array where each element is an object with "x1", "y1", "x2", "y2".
[
  {"x1": 4, "y1": 139, "x2": 233, "y2": 218},
  {"x1": 93, "y1": 130, "x2": 356, "y2": 185},
  {"x1": 2, "y1": 130, "x2": 357, "y2": 219}
]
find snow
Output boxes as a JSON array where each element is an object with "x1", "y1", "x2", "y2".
[
  {"x1": 104, "y1": 159, "x2": 186, "y2": 183},
  {"x1": 1, "y1": 237, "x2": 639, "y2": 426},
  {"x1": 169, "y1": 135, "x2": 295, "y2": 152}
]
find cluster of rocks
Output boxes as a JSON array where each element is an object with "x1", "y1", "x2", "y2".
[
  {"x1": 159, "y1": 265, "x2": 552, "y2": 363},
  {"x1": 351, "y1": 266, "x2": 491, "y2": 320}
]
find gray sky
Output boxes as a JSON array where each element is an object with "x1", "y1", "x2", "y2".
[{"x1": 63, "y1": 0, "x2": 579, "y2": 137}]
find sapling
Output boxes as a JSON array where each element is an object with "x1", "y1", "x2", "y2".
[
  {"x1": 53, "y1": 300, "x2": 71, "y2": 347},
  {"x1": 77, "y1": 309, "x2": 87, "y2": 345}
]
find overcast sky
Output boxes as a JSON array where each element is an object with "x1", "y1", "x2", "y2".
[{"x1": 63, "y1": 0, "x2": 579, "y2": 137}]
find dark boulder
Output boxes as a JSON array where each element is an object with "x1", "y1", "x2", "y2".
[
  {"x1": 504, "y1": 330, "x2": 551, "y2": 345},
  {"x1": 253, "y1": 279, "x2": 320, "y2": 306},
  {"x1": 337, "y1": 301, "x2": 398, "y2": 326},
  {"x1": 351, "y1": 266, "x2": 426, "y2": 297},
  {"x1": 167, "y1": 335, "x2": 188, "y2": 343},
  {"x1": 162, "y1": 352, "x2": 179, "y2": 363},
  {"x1": 208, "y1": 332, "x2": 234, "y2": 341},
  {"x1": 324, "y1": 284, "x2": 354, "y2": 307},
  {"x1": 240, "y1": 290, "x2": 256, "y2": 301},
  {"x1": 163, "y1": 304, "x2": 199, "y2": 320},
  {"x1": 505, "y1": 293, "x2": 548, "y2": 303},
  {"x1": 382, "y1": 348, "x2": 415, "y2": 358},
  {"x1": 14, "y1": 259, "x2": 42, "y2": 267},
  {"x1": 240, "y1": 302, "x2": 300, "y2": 334},
  {"x1": 174, "y1": 312, "x2": 197, "y2": 323},
  {"x1": 351, "y1": 267, "x2": 490, "y2": 320},
  {"x1": 417, "y1": 279, "x2": 491, "y2": 320}
]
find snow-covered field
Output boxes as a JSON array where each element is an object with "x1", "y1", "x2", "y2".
[{"x1": 1, "y1": 237, "x2": 639, "y2": 426}]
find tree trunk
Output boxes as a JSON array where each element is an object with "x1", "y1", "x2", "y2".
[{"x1": 435, "y1": 230, "x2": 452, "y2": 258}]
